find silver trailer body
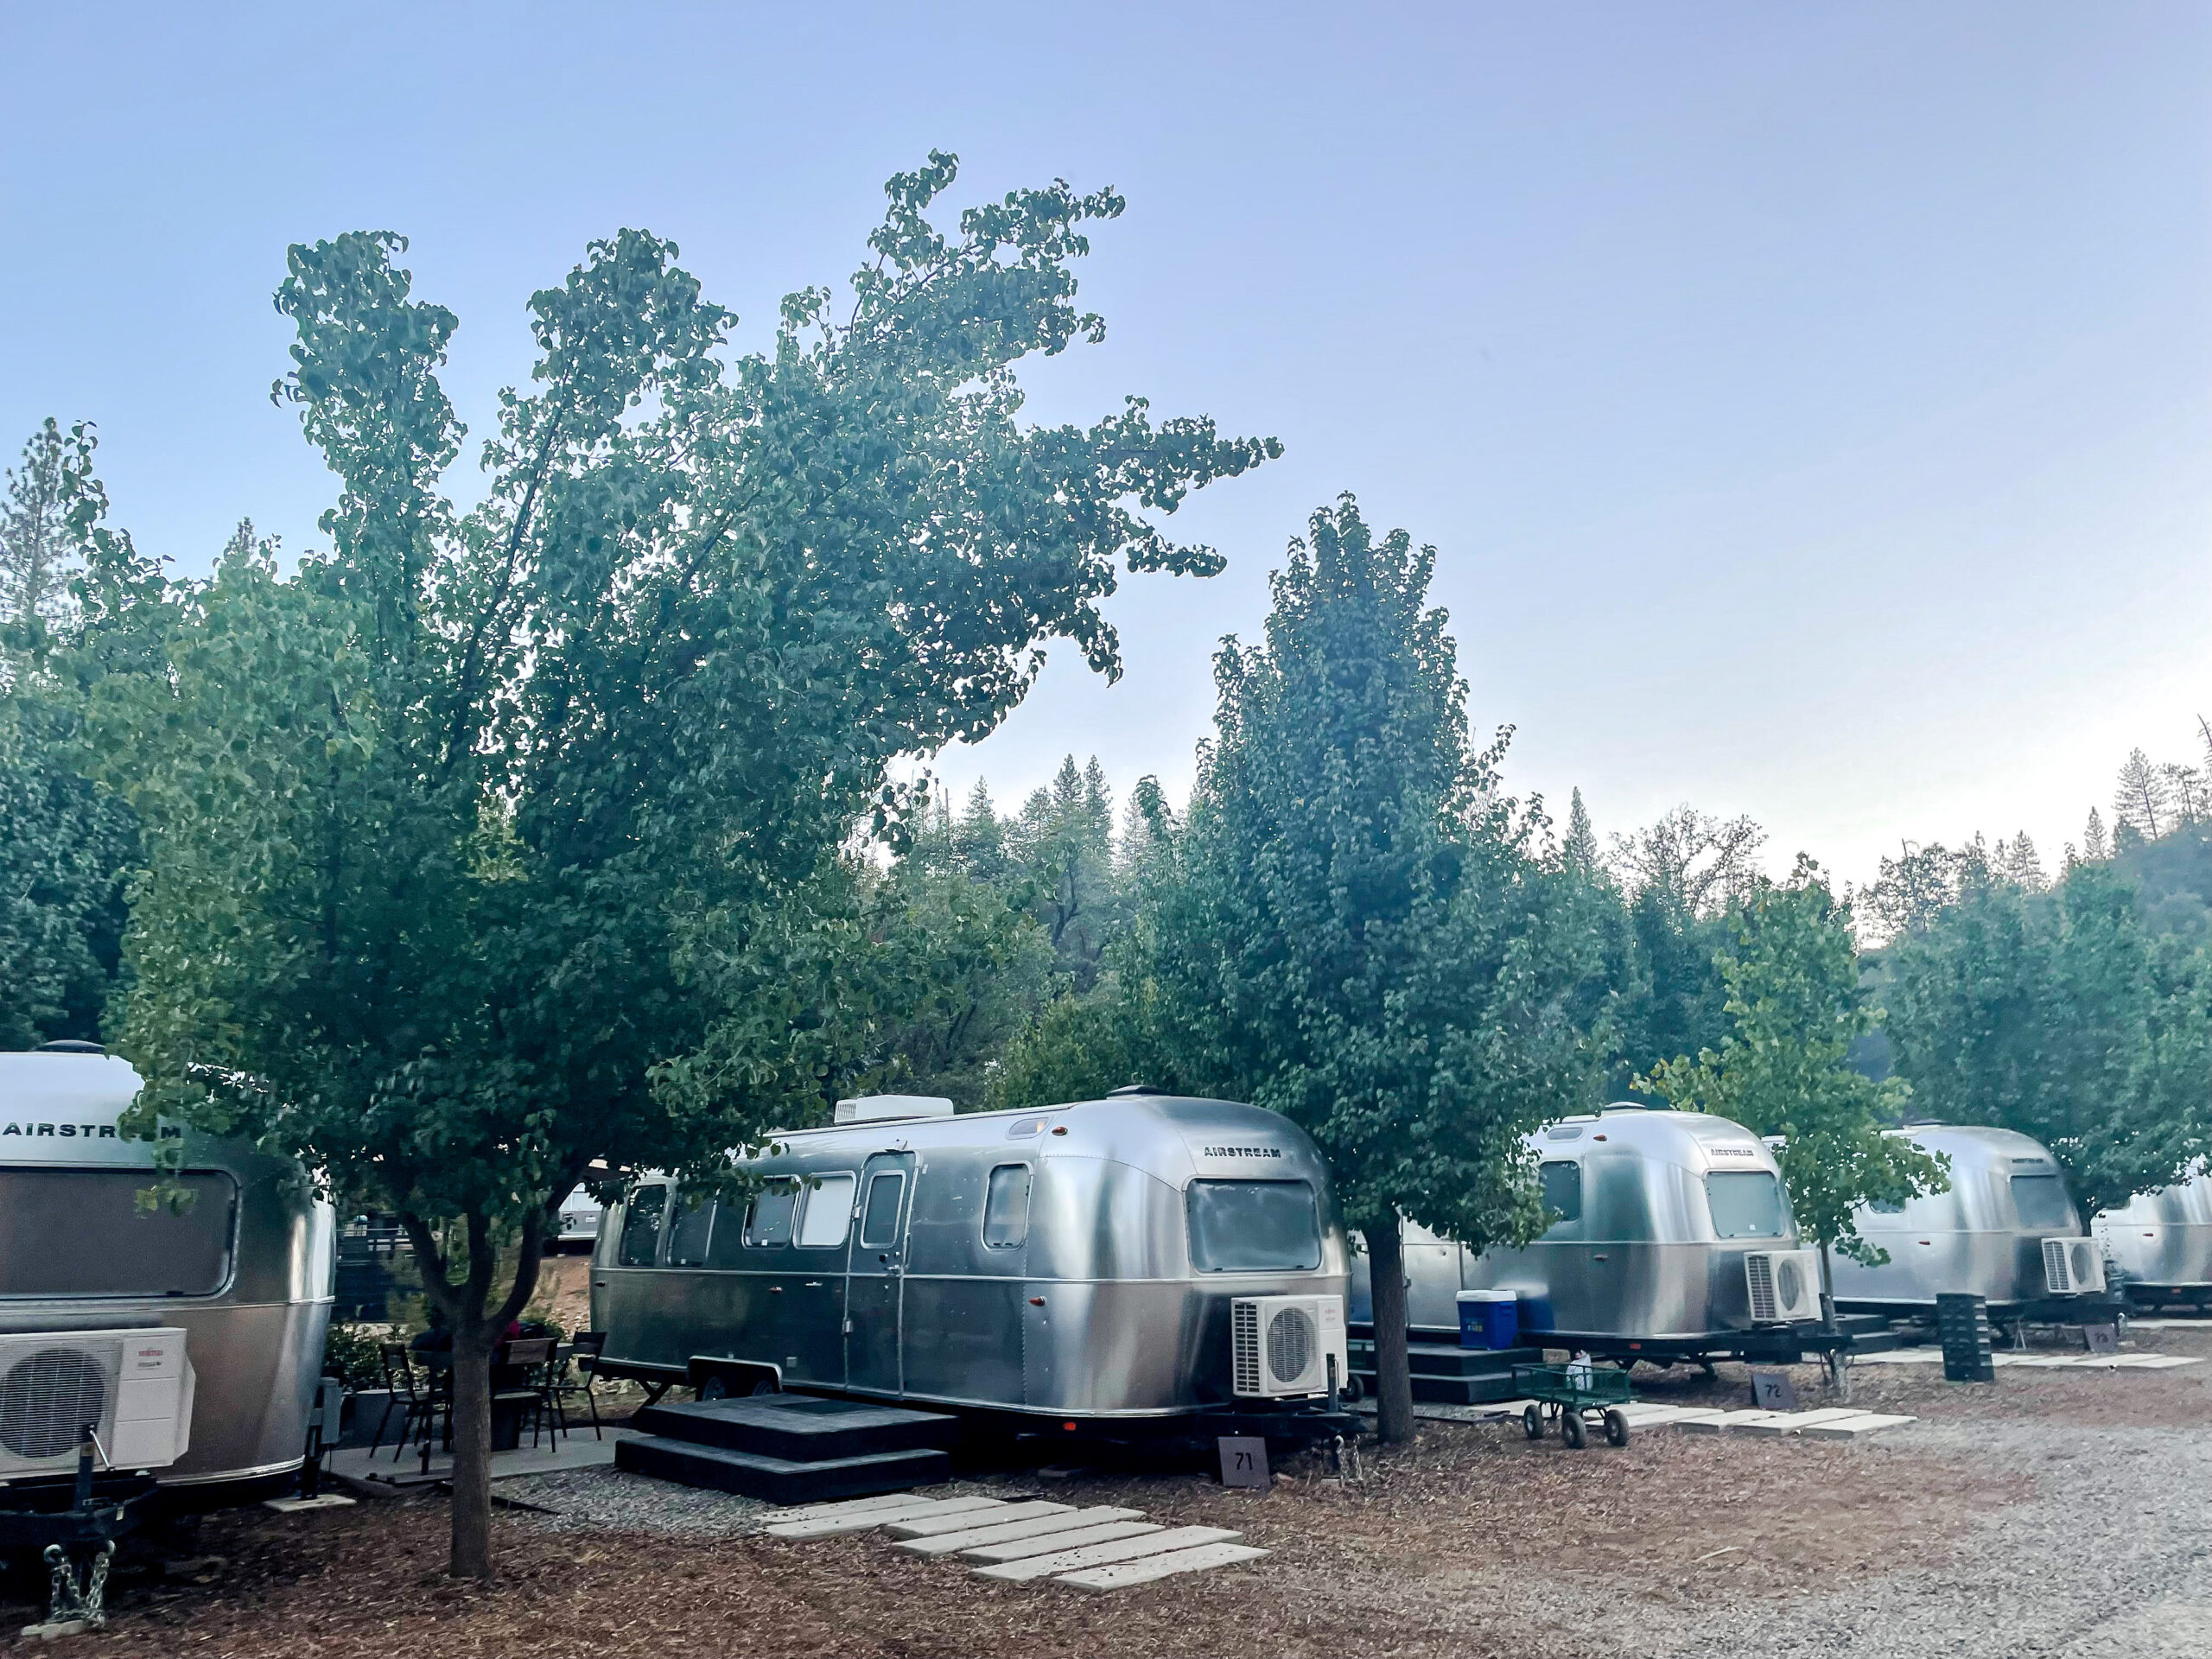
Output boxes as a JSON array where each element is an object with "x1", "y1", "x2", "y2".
[
  {"x1": 1352, "y1": 1106, "x2": 1805, "y2": 1342},
  {"x1": 2094, "y1": 1173, "x2": 2212, "y2": 1294},
  {"x1": 0, "y1": 1052, "x2": 337, "y2": 1502},
  {"x1": 1828, "y1": 1125, "x2": 2082, "y2": 1310},
  {"x1": 592, "y1": 1094, "x2": 1349, "y2": 1421}
]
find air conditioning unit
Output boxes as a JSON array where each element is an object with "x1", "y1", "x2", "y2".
[
  {"x1": 1230, "y1": 1295, "x2": 1348, "y2": 1399},
  {"x1": 1744, "y1": 1249, "x2": 1823, "y2": 1324},
  {"x1": 2043, "y1": 1236, "x2": 2107, "y2": 1296},
  {"x1": 833, "y1": 1095, "x2": 956, "y2": 1125},
  {"x1": 0, "y1": 1328, "x2": 193, "y2": 1480}
]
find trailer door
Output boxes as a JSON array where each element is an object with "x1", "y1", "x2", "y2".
[{"x1": 845, "y1": 1151, "x2": 916, "y2": 1395}]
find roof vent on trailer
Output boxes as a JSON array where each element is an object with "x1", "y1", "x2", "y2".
[
  {"x1": 832, "y1": 1095, "x2": 956, "y2": 1125},
  {"x1": 1107, "y1": 1084, "x2": 1168, "y2": 1096},
  {"x1": 33, "y1": 1041, "x2": 105, "y2": 1055}
]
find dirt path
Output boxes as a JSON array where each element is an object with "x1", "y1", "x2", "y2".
[{"x1": 12, "y1": 1324, "x2": 2209, "y2": 1656}]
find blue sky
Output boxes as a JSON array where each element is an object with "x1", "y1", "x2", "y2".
[{"x1": 5, "y1": 3, "x2": 2207, "y2": 886}]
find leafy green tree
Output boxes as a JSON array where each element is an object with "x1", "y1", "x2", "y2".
[
  {"x1": 0, "y1": 421, "x2": 139, "y2": 1046},
  {"x1": 1640, "y1": 858, "x2": 1948, "y2": 1296},
  {"x1": 986, "y1": 976, "x2": 1155, "y2": 1110},
  {"x1": 1133, "y1": 498, "x2": 1605, "y2": 1443},
  {"x1": 1, "y1": 419, "x2": 99, "y2": 665},
  {"x1": 0, "y1": 697, "x2": 138, "y2": 1046},
  {"x1": 1885, "y1": 861, "x2": 2208, "y2": 1223},
  {"x1": 77, "y1": 156, "x2": 1274, "y2": 1577}
]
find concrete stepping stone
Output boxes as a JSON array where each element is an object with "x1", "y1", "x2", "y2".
[
  {"x1": 1796, "y1": 1411, "x2": 1916, "y2": 1439},
  {"x1": 1057, "y1": 1540, "x2": 1270, "y2": 1592},
  {"x1": 771, "y1": 1491, "x2": 952, "y2": 1524},
  {"x1": 1677, "y1": 1408, "x2": 1788, "y2": 1433},
  {"x1": 896, "y1": 1507, "x2": 1143, "y2": 1558},
  {"x1": 766, "y1": 1495, "x2": 1002, "y2": 1539},
  {"x1": 974, "y1": 1526, "x2": 1244, "y2": 1584},
  {"x1": 884, "y1": 1499, "x2": 1072, "y2": 1539},
  {"x1": 962, "y1": 1521, "x2": 1163, "y2": 1564},
  {"x1": 1732, "y1": 1408, "x2": 1872, "y2": 1436},
  {"x1": 1614, "y1": 1404, "x2": 1704, "y2": 1427}
]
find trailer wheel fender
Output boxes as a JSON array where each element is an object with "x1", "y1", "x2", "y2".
[{"x1": 688, "y1": 1357, "x2": 782, "y2": 1399}]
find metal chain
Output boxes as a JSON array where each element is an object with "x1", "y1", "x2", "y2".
[{"x1": 41, "y1": 1541, "x2": 115, "y2": 1630}]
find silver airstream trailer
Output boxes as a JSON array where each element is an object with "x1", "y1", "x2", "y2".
[
  {"x1": 1828, "y1": 1125, "x2": 2113, "y2": 1318},
  {"x1": 0, "y1": 1047, "x2": 337, "y2": 1510},
  {"x1": 1352, "y1": 1106, "x2": 1827, "y2": 1360},
  {"x1": 593, "y1": 1090, "x2": 1356, "y2": 1438},
  {"x1": 2094, "y1": 1172, "x2": 2212, "y2": 1309}
]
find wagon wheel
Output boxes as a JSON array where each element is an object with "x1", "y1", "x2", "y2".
[
  {"x1": 1603, "y1": 1408, "x2": 1630, "y2": 1447},
  {"x1": 1522, "y1": 1403, "x2": 1545, "y2": 1440},
  {"x1": 1560, "y1": 1408, "x2": 1587, "y2": 1449}
]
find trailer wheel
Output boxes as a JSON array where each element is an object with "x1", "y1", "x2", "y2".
[
  {"x1": 1522, "y1": 1404, "x2": 1544, "y2": 1440},
  {"x1": 698, "y1": 1376, "x2": 729, "y2": 1402},
  {"x1": 1560, "y1": 1409, "x2": 1586, "y2": 1449},
  {"x1": 1603, "y1": 1408, "x2": 1630, "y2": 1447}
]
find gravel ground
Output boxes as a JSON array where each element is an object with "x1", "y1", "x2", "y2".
[
  {"x1": 1658, "y1": 1419, "x2": 2212, "y2": 1657},
  {"x1": 499, "y1": 1466, "x2": 775, "y2": 1537},
  {"x1": 8, "y1": 1322, "x2": 2208, "y2": 1656}
]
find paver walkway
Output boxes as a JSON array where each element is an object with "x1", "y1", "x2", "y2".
[{"x1": 760, "y1": 1492, "x2": 1266, "y2": 1592}]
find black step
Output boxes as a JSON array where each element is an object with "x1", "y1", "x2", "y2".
[
  {"x1": 632, "y1": 1395, "x2": 958, "y2": 1462},
  {"x1": 615, "y1": 1437, "x2": 952, "y2": 1504},
  {"x1": 1349, "y1": 1340, "x2": 1545, "y2": 1379}
]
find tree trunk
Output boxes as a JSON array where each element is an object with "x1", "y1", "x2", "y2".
[
  {"x1": 447, "y1": 1318, "x2": 497, "y2": 1579},
  {"x1": 399, "y1": 1204, "x2": 550, "y2": 1581},
  {"x1": 1365, "y1": 1215, "x2": 1416, "y2": 1446}
]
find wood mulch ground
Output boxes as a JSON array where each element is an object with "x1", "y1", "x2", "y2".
[{"x1": 7, "y1": 1319, "x2": 2201, "y2": 1657}]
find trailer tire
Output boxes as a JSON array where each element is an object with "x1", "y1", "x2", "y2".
[
  {"x1": 1561, "y1": 1409, "x2": 1586, "y2": 1449},
  {"x1": 1603, "y1": 1408, "x2": 1630, "y2": 1447},
  {"x1": 698, "y1": 1376, "x2": 729, "y2": 1402},
  {"x1": 1522, "y1": 1404, "x2": 1544, "y2": 1440}
]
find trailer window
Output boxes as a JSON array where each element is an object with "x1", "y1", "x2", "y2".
[
  {"x1": 859, "y1": 1173, "x2": 906, "y2": 1249},
  {"x1": 1185, "y1": 1180, "x2": 1322, "y2": 1273},
  {"x1": 796, "y1": 1174, "x2": 855, "y2": 1248},
  {"x1": 982, "y1": 1165, "x2": 1033, "y2": 1249},
  {"x1": 1706, "y1": 1171, "x2": 1786, "y2": 1239},
  {"x1": 665, "y1": 1195, "x2": 715, "y2": 1267},
  {"x1": 1539, "y1": 1160, "x2": 1582, "y2": 1227},
  {"x1": 2011, "y1": 1173, "x2": 2074, "y2": 1230},
  {"x1": 743, "y1": 1182, "x2": 799, "y2": 1248},
  {"x1": 618, "y1": 1184, "x2": 668, "y2": 1266},
  {"x1": 0, "y1": 1169, "x2": 234, "y2": 1298}
]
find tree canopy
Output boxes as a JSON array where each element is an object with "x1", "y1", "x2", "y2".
[
  {"x1": 1641, "y1": 858, "x2": 1946, "y2": 1269},
  {"x1": 73, "y1": 155, "x2": 1275, "y2": 1577},
  {"x1": 1883, "y1": 859, "x2": 2211, "y2": 1224},
  {"x1": 1127, "y1": 497, "x2": 1607, "y2": 1439}
]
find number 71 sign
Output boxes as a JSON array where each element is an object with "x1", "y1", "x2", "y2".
[{"x1": 1217, "y1": 1435, "x2": 1270, "y2": 1489}]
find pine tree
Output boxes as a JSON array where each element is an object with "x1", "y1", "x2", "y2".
[
  {"x1": 2084, "y1": 808, "x2": 2109, "y2": 861},
  {"x1": 2114, "y1": 749, "x2": 2168, "y2": 841},
  {"x1": 0, "y1": 419, "x2": 99, "y2": 669},
  {"x1": 953, "y1": 779, "x2": 1007, "y2": 882},
  {"x1": 1561, "y1": 787, "x2": 1599, "y2": 874},
  {"x1": 1997, "y1": 831, "x2": 2046, "y2": 893}
]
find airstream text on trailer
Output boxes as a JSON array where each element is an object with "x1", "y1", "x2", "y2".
[
  {"x1": 0, "y1": 1047, "x2": 338, "y2": 1512},
  {"x1": 593, "y1": 1090, "x2": 1356, "y2": 1440}
]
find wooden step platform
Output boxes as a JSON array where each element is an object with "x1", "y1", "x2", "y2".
[{"x1": 614, "y1": 1435, "x2": 951, "y2": 1505}]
